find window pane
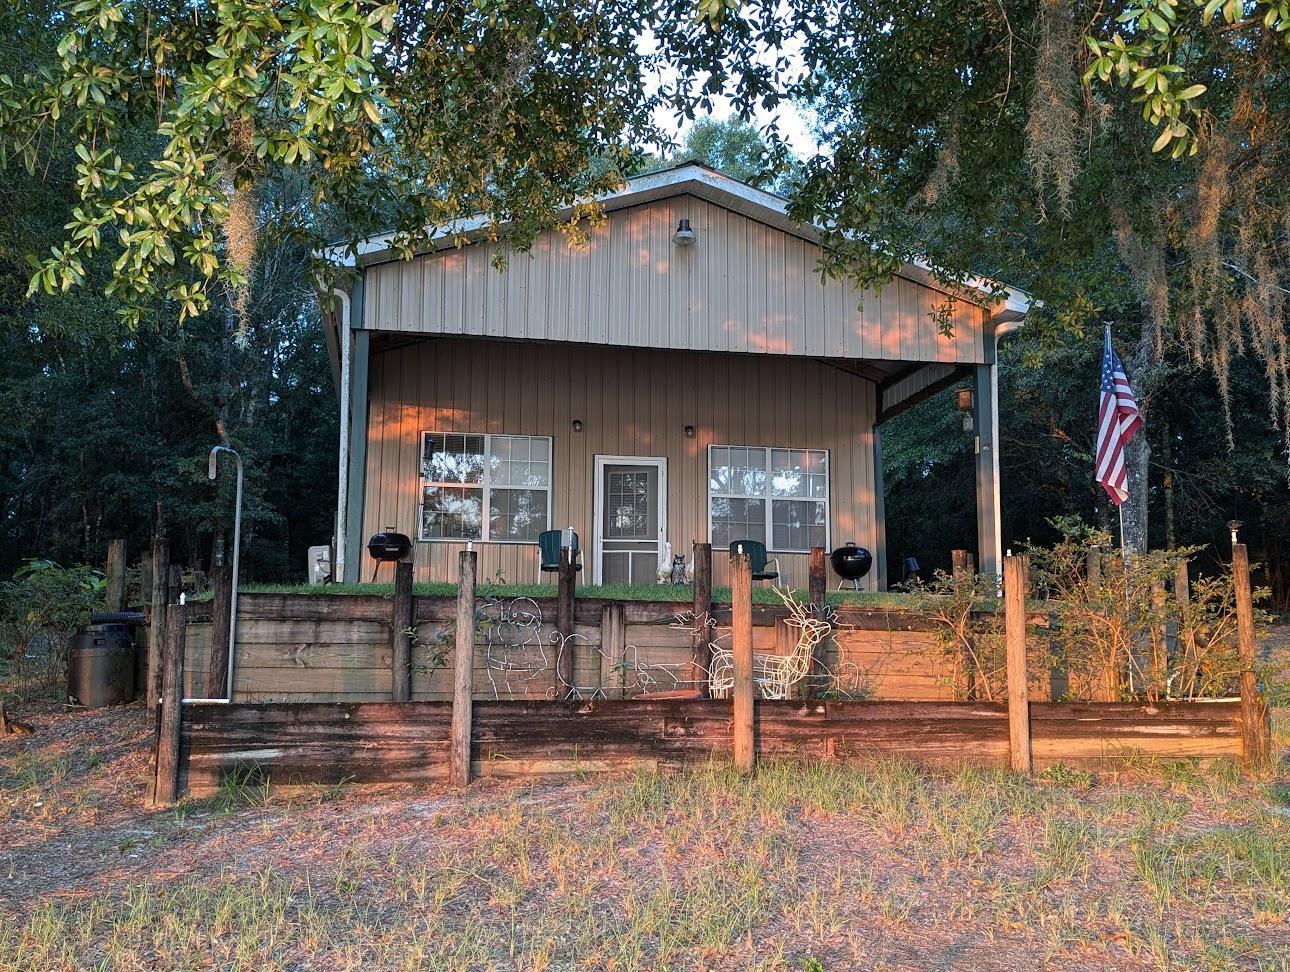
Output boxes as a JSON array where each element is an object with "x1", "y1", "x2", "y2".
[
  {"x1": 771, "y1": 499, "x2": 826, "y2": 551},
  {"x1": 710, "y1": 497, "x2": 766, "y2": 549},
  {"x1": 770, "y1": 449, "x2": 828, "y2": 498},
  {"x1": 490, "y1": 488, "x2": 548, "y2": 541},
  {"x1": 424, "y1": 433, "x2": 484, "y2": 484},
  {"x1": 490, "y1": 436, "x2": 550, "y2": 487},
  {"x1": 421, "y1": 486, "x2": 483, "y2": 539},
  {"x1": 709, "y1": 446, "x2": 766, "y2": 496}
]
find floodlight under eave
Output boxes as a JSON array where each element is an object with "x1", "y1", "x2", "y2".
[{"x1": 672, "y1": 219, "x2": 695, "y2": 245}]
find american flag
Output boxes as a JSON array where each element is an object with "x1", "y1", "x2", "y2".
[{"x1": 1095, "y1": 327, "x2": 1142, "y2": 506}]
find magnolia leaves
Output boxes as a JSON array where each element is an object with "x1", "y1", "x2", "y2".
[{"x1": 1084, "y1": 0, "x2": 1288, "y2": 158}]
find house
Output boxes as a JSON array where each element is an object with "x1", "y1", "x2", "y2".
[{"x1": 323, "y1": 163, "x2": 1029, "y2": 589}]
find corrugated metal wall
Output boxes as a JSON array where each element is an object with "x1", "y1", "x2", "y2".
[
  {"x1": 362, "y1": 337, "x2": 878, "y2": 589},
  {"x1": 362, "y1": 196, "x2": 990, "y2": 365}
]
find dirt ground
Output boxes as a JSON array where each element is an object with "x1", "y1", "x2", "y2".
[{"x1": 1, "y1": 700, "x2": 1286, "y2": 972}]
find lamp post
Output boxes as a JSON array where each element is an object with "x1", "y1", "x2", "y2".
[{"x1": 208, "y1": 445, "x2": 243, "y2": 700}]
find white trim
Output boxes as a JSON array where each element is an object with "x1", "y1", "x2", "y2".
[
  {"x1": 592, "y1": 455, "x2": 668, "y2": 585},
  {"x1": 417, "y1": 431, "x2": 553, "y2": 543},
  {"x1": 706, "y1": 444, "x2": 831, "y2": 555}
]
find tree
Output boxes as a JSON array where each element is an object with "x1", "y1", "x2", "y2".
[{"x1": 778, "y1": 0, "x2": 1288, "y2": 552}]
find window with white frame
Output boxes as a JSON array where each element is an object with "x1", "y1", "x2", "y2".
[
  {"x1": 708, "y1": 445, "x2": 828, "y2": 552},
  {"x1": 419, "y1": 432, "x2": 551, "y2": 542}
]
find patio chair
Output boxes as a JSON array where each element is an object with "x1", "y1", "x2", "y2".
[
  {"x1": 538, "y1": 529, "x2": 581, "y2": 573},
  {"x1": 728, "y1": 539, "x2": 780, "y2": 585}
]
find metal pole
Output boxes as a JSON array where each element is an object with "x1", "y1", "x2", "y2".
[{"x1": 331, "y1": 288, "x2": 352, "y2": 583}]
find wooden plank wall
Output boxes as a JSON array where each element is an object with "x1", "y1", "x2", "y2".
[
  {"x1": 363, "y1": 337, "x2": 879, "y2": 590},
  {"x1": 178, "y1": 698, "x2": 1244, "y2": 793},
  {"x1": 184, "y1": 596, "x2": 970, "y2": 703},
  {"x1": 362, "y1": 195, "x2": 991, "y2": 366}
]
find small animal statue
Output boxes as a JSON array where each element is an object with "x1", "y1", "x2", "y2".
[
  {"x1": 669, "y1": 555, "x2": 690, "y2": 585},
  {"x1": 656, "y1": 541, "x2": 674, "y2": 583}
]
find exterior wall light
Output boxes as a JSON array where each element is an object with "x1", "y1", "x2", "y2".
[
  {"x1": 956, "y1": 386, "x2": 975, "y2": 433},
  {"x1": 684, "y1": 425, "x2": 696, "y2": 438},
  {"x1": 572, "y1": 419, "x2": 583, "y2": 432},
  {"x1": 672, "y1": 219, "x2": 695, "y2": 246}
]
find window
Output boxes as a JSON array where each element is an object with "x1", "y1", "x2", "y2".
[
  {"x1": 708, "y1": 445, "x2": 828, "y2": 552},
  {"x1": 419, "y1": 432, "x2": 551, "y2": 542}
]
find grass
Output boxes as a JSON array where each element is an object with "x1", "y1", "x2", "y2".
[
  {"x1": 190, "y1": 579, "x2": 927, "y2": 609},
  {"x1": 2, "y1": 697, "x2": 1286, "y2": 970}
]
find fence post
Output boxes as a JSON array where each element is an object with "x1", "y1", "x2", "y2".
[
  {"x1": 391, "y1": 560, "x2": 413, "y2": 702},
  {"x1": 151, "y1": 604, "x2": 187, "y2": 806},
  {"x1": 105, "y1": 539, "x2": 127, "y2": 612},
  {"x1": 950, "y1": 548, "x2": 978, "y2": 700},
  {"x1": 691, "y1": 542, "x2": 713, "y2": 696},
  {"x1": 450, "y1": 550, "x2": 477, "y2": 788},
  {"x1": 731, "y1": 548, "x2": 755, "y2": 775},
  {"x1": 1003, "y1": 554, "x2": 1032, "y2": 774},
  {"x1": 1174, "y1": 559, "x2": 1199, "y2": 697},
  {"x1": 951, "y1": 548, "x2": 971, "y2": 582},
  {"x1": 600, "y1": 602, "x2": 627, "y2": 699},
  {"x1": 1086, "y1": 545, "x2": 1101, "y2": 589},
  {"x1": 555, "y1": 548, "x2": 576, "y2": 694},
  {"x1": 1232, "y1": 544, "x2": 1271, "y2": 769},
  {"x1": 806, "y1": 546, "x2": 827, "y2": 699},
  {"x1": 147, "y1": 536, "x2": 170, "y2": 714},
  {"x1": 207, "y1": 542, "x2": 232, "y2": 699}
]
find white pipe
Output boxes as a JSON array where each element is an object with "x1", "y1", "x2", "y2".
[{"x1": 332, "y1": 288, "x2": 353, "y2": 583}]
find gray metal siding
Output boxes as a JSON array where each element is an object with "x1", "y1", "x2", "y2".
[{"x1": 363, "y1": 196, "x2": 990, "y2": 364}]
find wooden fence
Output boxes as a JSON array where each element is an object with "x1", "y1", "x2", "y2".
[
  {"x1": 176, "y1": 698, "x2": 1245, "y2": 794},
  {"x1": 148, "y1": 547, "x2": 1273, "y2": 804}
]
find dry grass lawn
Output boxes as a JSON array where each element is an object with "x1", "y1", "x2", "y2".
[{"x1": 0, "y1": 703, "x2": 1286, "y2": 971}]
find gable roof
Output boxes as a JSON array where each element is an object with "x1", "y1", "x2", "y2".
[{"x1": 327, "y1": 162, "x2": 1030, "y2": 325}]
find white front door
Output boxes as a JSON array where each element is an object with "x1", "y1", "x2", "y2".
[{"x1": 593, "y1": 456, "x2": 667, "y2": 585}]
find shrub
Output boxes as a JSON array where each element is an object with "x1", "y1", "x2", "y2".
[{"x1": 0, "y1": 560, "x2": 105, "y2": 698}]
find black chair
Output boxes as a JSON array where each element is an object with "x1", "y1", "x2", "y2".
[
  {"x1": 728, "y1": 539, "x2": 780, "y2": 584},
  {"x1": 539, "y1": 530, "x2": 581, "y2": 572}
]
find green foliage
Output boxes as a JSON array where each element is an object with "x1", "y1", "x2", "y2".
[{"x1": 0, "y1": 559, "x2": 104, "y2": 696}]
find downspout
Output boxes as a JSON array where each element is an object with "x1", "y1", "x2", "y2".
[
  {"x1": 990, "y1": 319, "x2": 1025, "y2": 572},
  {"x1": 332, "y1": 287, "x2": 352, "y2": 584}
]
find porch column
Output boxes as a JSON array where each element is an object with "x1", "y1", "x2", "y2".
[
  {"x1": 974, "y1": 355, "x2": 1002, "y2": 580},
  {"x1": 342, "y1": 291, "x2": 370, "y2": 583},
  {"x1": 872, "y1": 423, "x2": 888, "y2": 591}
]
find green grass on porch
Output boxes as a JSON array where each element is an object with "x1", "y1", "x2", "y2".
[{"x1": 207, "y1": 580, "x2": 925, "y2": 608}]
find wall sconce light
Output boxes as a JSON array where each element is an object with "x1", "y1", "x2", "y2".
[
  {"x1": 672, "y1": 218, "x2": 695, "y2": 246},
  {"x1": 956, "y1": 386, "x2": 975, "y2": 433},
  {"x1": 684, "y1": 425, "x2": 696, "y2": 438},
  {"x1": 572, "y1": 419, "x2": 583, "y2": 432}
]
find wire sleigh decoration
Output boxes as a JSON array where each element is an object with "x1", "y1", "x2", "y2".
[{"x1": 473, "y1": 588, "x2": 863, "y2": 701}]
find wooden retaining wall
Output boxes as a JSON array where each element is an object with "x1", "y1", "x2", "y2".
[
  {"x1": 178, "y1": 698, "x2": 1243, "y2": 794},
  {"x1": 182, "y1": 593, "x2": 962, "y2": 703}
]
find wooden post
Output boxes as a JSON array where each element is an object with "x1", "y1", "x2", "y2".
[
  {"x1": 206, "y1": 561, "x2": 232, "y2": 699},
  {"x1": 1086, "y1": 545, "x2": 1101, "y2": 590},
  {"x1": 806, "y1": 546, "x2": 828, "y2": 700},
  {"x1": 951, "y1": 548, "x2": 971, "y2": 583},
  {"x1": 555, "y1": 548, "x2": 576, "y2": 694},
  {"x1": 450, "y1": 550, "x2": 477, "y2": 788},
  {"x1": 152, "y1": 604, "x2": 187, "y2": 805},
  {"x1": 691, "y1": 542, "x2": 713, "y2": 696},
  {"x1": 1232, "y1": 544, "x2": 1271, "y2": 769},
  {"x1": 105, "y1": 539, "x2": 127, "y2": 612},
  {"x1": 1174, "y1": 559, "x2": 1199, "y2": 698},
  {"x1": 600, "y1": 602, "x2": 627, "y2": 699},
  {"x1": 731, "y1": 548, "x2": 755, "y2": 775},
  {"x1": 147, "y1": 537, "x2": 170, "y2": 714},
  {"x1": 391, "y1": 560, "x2": 413, "y2": 702},
  {"x1": 1003, "y1": 554, "x2": 1031, "y2": 774}
]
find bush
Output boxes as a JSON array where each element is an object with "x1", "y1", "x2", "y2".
[{"x1": 0, "y1": 560, "x2": 105, "y2": 699}]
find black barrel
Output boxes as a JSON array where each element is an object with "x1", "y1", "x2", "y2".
[{"x1": 67, "y1": 623, "x2": 136, "y2": 707}]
